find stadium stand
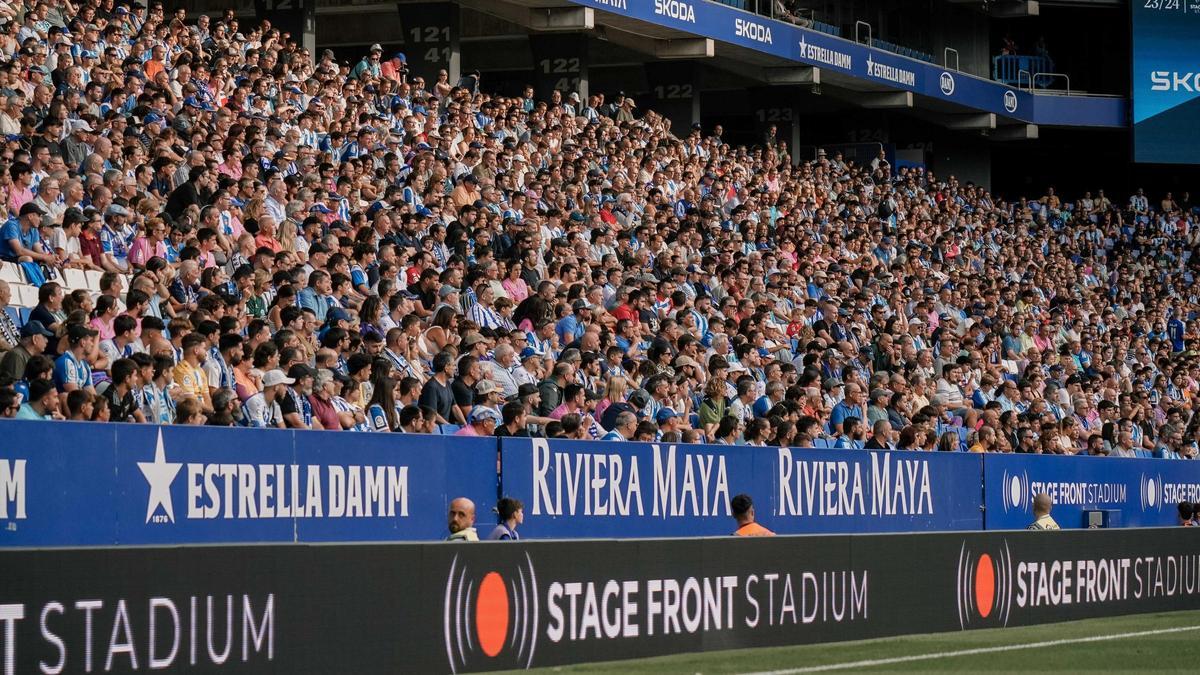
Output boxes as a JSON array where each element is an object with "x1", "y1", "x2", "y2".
[{"x1": 0, "y1": 0, "x2": 1194, "y2": 462}]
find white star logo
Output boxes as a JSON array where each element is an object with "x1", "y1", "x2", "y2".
[
  {"x1": 866, "y1": 54, "x2": 874, "y2": 74},
  {"x1": 798, "y1": 35, "x2": 807, "y2": 56},
  {"x1": 138, "y1": 430, "x2": 181, "y2": 524}
]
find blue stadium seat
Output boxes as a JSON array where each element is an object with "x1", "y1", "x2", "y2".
[
  {"x1": 17, "y1": 307, "x2": 30, "y2": 326},
  {"x1": 3, "y1": 306, "x2": 19, "y2": 328},
  {"x1": 438, "y1": 424, "x2": 461, "y2": 435}
]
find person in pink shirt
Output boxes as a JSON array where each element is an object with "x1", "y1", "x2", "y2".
[
  {"x1": 128, "y1": 218, "x2": 169, "y2": 269},
  {"x1": 454, "y1": 405, "x2": 500, "y2": 436},
  {"x1": 502, "y1": 263, "x2": 529, "y2": 303},
  {"x1": 89, "y1": 295, "x2": 120, "y2": 341},
  {"x1": 7, "y1": 161, "x2": 34, "y2": 216}
]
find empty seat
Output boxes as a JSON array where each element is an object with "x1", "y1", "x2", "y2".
[
  {"x1": 0, "y1": 264, "x2": 22, "y2": 284},
  {"x1": 62, "y1": 268, "x2": 88, "y2": 290},
  {"x1": 83, "y1": 270, "x2": 103, "y2": 291},
  {"x1": 11, "y1": 284, "x2": 38, "y2": 308},
  {"x1": 17, "y1": 307, "x2": 30, "y2": 325},
  {"x1": 438, "y1": 424, "x2": 461, "y2": 435}
]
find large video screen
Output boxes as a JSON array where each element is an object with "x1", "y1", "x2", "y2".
[{"x1": 1132, "y1": 1, "x2": 1200, "y2": 164}]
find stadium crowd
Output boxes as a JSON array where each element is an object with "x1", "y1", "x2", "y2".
[{"x1": 0, "y1": 0, "x2": 1198, "y2": 460}]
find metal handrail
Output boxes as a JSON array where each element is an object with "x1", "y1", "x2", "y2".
[
  {"x1": 855, "y1": 20, "x2": 872, "y2": 46},
  {"x1": 943, "y1": 47, "x2": 959, "y2": 72},
  {"x1": 1033, "y1": 72, "x2": 1071, "y2": 95},
  {"x1": 1017, "y1": 69, "x2": 1033, "y2": 91}
]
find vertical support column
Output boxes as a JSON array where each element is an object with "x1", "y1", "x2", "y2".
[
  {"x1": 254, "y1": 0, "x2": 316, "y2": 60},
  {"x1": 749, "y1": 87, "x2": 799, "y2": 164},
  {"x1": 396, "y1": 2, "x2": 462, "y2": 86},
  {"x1": 644, "y1": 61, "x2": 700, "y2": 137},
  {"x1": 529, "y1": 34, "x2": 589, "y2": 102}
]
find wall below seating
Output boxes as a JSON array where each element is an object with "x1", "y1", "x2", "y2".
[
  {"x1": 1, "y1": 528, "x2": 1197, "y2": 672},
  {"x1": 2, "y1": 420, "x2": 1199, "y2": 546}
]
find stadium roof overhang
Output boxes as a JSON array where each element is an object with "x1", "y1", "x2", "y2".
[{"x1": 468, "y1": 0, "x2": 1125, "y2": 134}]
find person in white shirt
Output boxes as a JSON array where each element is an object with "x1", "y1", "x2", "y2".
[
  {"x1": 243, "y1": 369, "x2": 291, "y2": 428},
  {"x1": 488, "y1": 344, "x2": 521, "y2": 399},
  {"x1": 601, "y1": 411, "x2": 637, "y2": 441}
]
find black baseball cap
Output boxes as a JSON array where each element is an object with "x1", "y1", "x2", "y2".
[{"x1": 20, "y1": 320, "x2": 53, "y2": 338}]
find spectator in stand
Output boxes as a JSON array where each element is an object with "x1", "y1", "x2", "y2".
[
  {"x1": 16, "y1": 379, "x2": 58, "y2": 420},
  {"x1": 0, "y1": 0, "x2": 1189, "y2": 464},
  {"x1": 455, "y1": 405, "x2": 501, "y2": 437},
  {"x1": 0, "y1": 320, "x2": 52, "y2": 382}
]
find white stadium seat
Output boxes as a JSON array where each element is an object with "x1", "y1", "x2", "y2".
[
  {"x1": 10, "y1": 283, "x2": 38, "y2": 308},
  {"x1": 0, "y1": 263, "x2": 22, "y2": 285},
  {"x1": 62, "y1": 268, "x2": 88, "y2": 291}
]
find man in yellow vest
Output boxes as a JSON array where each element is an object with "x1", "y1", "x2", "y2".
[
  {"x1": 1027, "y1": 493, "x2": 1060, "y2": 530},
  {"x1": 447, "y1": 497, "x2": 480, "y2": 541},
  {"x1": 732, "y1": 493, "x2": 774, "y2": 537}
]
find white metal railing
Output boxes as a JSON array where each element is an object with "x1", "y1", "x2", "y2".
[
  {"x1": 943, "y1": 47, "x2": 959, "y2": 71},
  {"x1": 855, "y1": 20, "x2": 872, "y2": 46}
]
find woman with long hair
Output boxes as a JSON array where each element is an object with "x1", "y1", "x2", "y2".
[
  {"x1": 419, "y1": 305, "x2": 460, "y2": 359},
  {"x1": 366, "y1": 371, "x2": 400, "y2": 432},
  {"x1": 358, "y1": 294, "x2": 386, "y2": 342},
  {"x1": 502, "y1": 262, "x2": 530, "y2": 304},
  {"x1": 594, "y1": 375, "x2": 628, "y2": 423},
  {"x1": 89, "y1": 295, "x2": 119, "y2": 342}
]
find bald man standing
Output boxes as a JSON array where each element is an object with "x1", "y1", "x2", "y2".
[
  {"x1": 1027, "y1": 493, "x2": 1060, "y2": 531},
  {"x1": 447, "y1": 497, "x2": 479, "y2": 541}
]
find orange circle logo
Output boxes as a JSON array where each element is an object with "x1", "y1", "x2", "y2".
[
  {"x1": 475, "y1": 572, "x2": 509, "y2": 657},
  {"x1": 975, "y1": 553, "x2": 995, "y2": 618}
]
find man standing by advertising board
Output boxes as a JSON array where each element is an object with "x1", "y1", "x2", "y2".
[
  {"x1": 1027, "y1": 493, "x2": 1060, "y2": 530},
  {"x1": 731, "y1": 494, "x2": 774, "y2": 537},
  {"x1": 1178, "y1": 502, "x2": 1197, "y2": 526},
  {"x1": 447, "y1": 497, "x2": 479, "y2": 542}
]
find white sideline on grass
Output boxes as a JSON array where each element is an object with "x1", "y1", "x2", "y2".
[{"x1": 740, "y1": 624, "x2": 1200, "y2": 674}]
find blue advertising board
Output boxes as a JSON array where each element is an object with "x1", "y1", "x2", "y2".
[
  {"x1": 983, "y1": 453, "x2": 1200, "y2": 529},
  {"x1": 0, "y1": 422, "x2": 119, "y2": 546},
  {"x1": 6, "y1": 418, "x2": 1200, "y2": 546},
  {"x1": 1131, "y1": 0, "x2": 1200, "y2": 163},
  {"x1": 500, "y1": 438, "x2": 983, "y2": 537},
  {"x1": 567, "y1": 0, "x2": 1125, "y2": 128},
  {"x1": 0, "y1": 420, "x2": 498, "y2": 545}
]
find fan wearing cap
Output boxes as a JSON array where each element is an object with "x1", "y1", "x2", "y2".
[
  {"x1": 654, "y1": 407, "x2": 687, "y2": 439},
  {"x1": 242, "y1": 369, "x2": 292, "y2": 429},
  {"x1": 454, "y1": 405, "x2": 501, "y2": 436},
  {"x1": 0, "y1": 201, "x2": 58, "y2": 266},
  {"x1": 555, "y1": 298, "x2": 590, "y2": 345},
  {"x1": 380, "y1": 51, "x2": 407, "y2": 84},
  {"x1": 281, "y1": 364, "x2": 321, "y2": 430},
  {"x1": 474, "y1": 378, "x2": 504, "y2": 411},
  {"x1": 54, "y1": 323, "x2": 98, "y2": 395},
  {"x1": 0, "y1": 320, "x2": 53, "y2": 383},
  {"x1": 352, "y1": 43, "x2": 384, "y2": 81}
]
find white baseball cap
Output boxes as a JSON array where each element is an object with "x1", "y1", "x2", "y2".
[{"x1": 262, "y1": 369, "x2": 295, "y2": 387}]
